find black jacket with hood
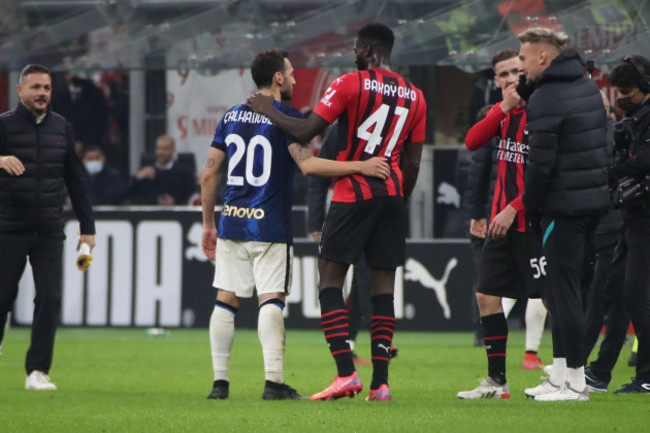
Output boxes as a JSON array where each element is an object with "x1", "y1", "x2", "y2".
[{"x1": 522, "y1": 49, "x2": 610, "y2": 217}]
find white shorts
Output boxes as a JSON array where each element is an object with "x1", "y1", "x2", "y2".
[{"x1": 212, "y1": 238, "x2": 293, "y2": 298}]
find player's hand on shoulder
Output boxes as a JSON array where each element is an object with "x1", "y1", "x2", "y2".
[
  {"x1": 202, "y1": 227, "x2": 218, "y2": 261},
  {"x1": 0, "y1": 155, "x2": 25, "y2": 176},
  {"x1": 245, "y1": 92, "x2": 275, "y2": 115},
  {"x1": 360, "y1": 157, "x2": 390, "y2": 179}
]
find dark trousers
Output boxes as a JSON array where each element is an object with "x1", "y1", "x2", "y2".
[
  {"x1": 584, "y1": 239, "x2": 629, "y2": 382},
  {"x1": 0, "y1": 231, "x2": 64, "y2": 374},
  {"x1": 623, "y1": 214, "x2": 650, "y2": 381},
  {"x1": 543, "y1": 214, "x2": 600, "y2": 368}
]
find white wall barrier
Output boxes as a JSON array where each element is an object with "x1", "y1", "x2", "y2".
[{"x1": 14, "y1": 205, "x2": 475, "y2": 330}]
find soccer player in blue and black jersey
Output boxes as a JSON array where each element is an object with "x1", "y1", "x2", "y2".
[{"x1": 200, "y1": 50, "x2": 390, "y2": 400}]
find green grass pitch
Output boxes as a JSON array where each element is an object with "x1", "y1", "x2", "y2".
[{"x1": 0, "y1": 328, "x2": 647, "y2": 433}]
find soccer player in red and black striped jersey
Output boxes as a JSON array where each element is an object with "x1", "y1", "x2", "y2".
[
  {"x1": 247, "y1": 23, "x2": 426, "y2": 401},
  {"x1": 457, "y1": 49, "x2": 546, "y2": 400}
]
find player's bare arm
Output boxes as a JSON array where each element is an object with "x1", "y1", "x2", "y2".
[
  {"x1": 0, "y1": 155, "x2": 25, "y2": 175},
  {"x1": 246, "y1": 93, "x2": 329, "y2": 143},
  {"x1": 288, "y1": 142, "x2": 390, "y2": 179},
  {"x1": 402, "y1": 140, "x2": 423, "y2": 200},
  {"x1": 200, "y1": 147, "x2": 226, "y2": 260},
  {"x1": 487, "y1": 204, "x2": 517, "y2": 240}
]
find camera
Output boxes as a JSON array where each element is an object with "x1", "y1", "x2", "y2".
[
  {"x1": 613, "y1": 117, "x2": 635, "y2": 156},
  {"x1": 614, "y1": 175, "x2": 650, "y2": 209}
]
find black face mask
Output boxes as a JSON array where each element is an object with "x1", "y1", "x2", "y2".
[{"x1": 617, "y1": 97, "x2": 642, "y2": 115}]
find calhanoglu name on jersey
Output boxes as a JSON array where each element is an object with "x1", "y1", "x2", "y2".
[
  {"x1": 223, "y1": 110, "x2": 272, "y2": 125},
  {"x1": 363, "y1": 79, "x2": 417, "y2": 101},
  {"x1": 222, "y1": 205, "x2": 265, "y2": 220}
]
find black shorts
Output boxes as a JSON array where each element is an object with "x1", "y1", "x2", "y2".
[
  {"x1": 320, "y1": 196, "x2": 405, "y2": 268},
  {"x1": 477, "y1": 230, "x2": 545, "y2": 299}
]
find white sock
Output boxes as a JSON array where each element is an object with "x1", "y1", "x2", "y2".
[
  {"x1": 209, "y1": 305, "x2": 235, "y2": 381},
  {"x1": 549, "y1": 357, "x2": 567, "y2": 386},
  {"x1": 501, "y1": 298, "x2": 517, "y2": 318},
  {"x1": 258, "y1": 302, "x2": 285, "y2": 384},
  {"x1": 566, "y1": 366, "x2": 586, "y2": 391},
  {"x1": 525, "y1": 298, "x2": 547, "y2": 352}
]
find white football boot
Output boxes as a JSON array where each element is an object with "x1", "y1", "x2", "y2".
[
  {"x1": 534, "y1": 382, "x2": 589, "y2": 401},
  {"x1": 25, "y1": 370, "x2": 57, "y2": 391},
  {"x1": 457, "y1": 377, "x2": 510, "y2": 399},
  {"x1": 524, "y1": 376, "x2": 560, "y2": 398}
]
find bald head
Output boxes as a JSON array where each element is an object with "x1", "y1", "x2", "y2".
[{"x1": 155, "y1": 135, "x2": 176, "y2": 166}]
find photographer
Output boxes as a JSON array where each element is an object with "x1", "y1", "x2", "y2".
[{"x1": 607, "y1": 54, "x2": 650, "y2": 394}]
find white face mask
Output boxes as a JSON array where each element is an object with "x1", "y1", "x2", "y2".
[{"x1": 85, "y1": 160, "x2": 104, "y2": 175}]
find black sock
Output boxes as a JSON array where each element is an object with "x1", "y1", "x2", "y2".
[
  {"x1": 319, "y1": 287, "x2": 355, "y2": 377},
  {"x1": 482, "y1": 312, "x2": 508, "y2": 385},
  {"x1": 370, "y1": 294, "x2": 395, "y2": 390}
]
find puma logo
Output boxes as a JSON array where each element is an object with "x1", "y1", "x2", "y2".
[
  {"x1": 437, "y1": 182, "x2": 460, "y2": 208},
  {"x1": 377, "y1": 344, "x2": 390, "y2": 353},
  {"x1": 185, "y1": 223, "x2": 210, "y2": 262},
  {"x1": 404, "y1": 257, "x2": 457, "y2": 319}
]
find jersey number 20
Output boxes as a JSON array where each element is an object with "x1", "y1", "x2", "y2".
[{"x1": 225, "y1": 133, "x2": 271, "y2": 187}]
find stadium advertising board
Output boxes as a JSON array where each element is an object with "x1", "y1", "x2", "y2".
[{"x1": 14, "y1": 210, "x2": 474, "y2": 331}]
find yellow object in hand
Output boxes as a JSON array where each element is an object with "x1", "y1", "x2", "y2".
[{"x1": 76, "y1": 243, "x2": 93, "y2": 271}]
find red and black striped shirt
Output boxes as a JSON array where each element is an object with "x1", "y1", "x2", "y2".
[
  {"x1": 313, "y1": 68, "x2": 427, "y2": 203},
  {"x1": 465, "y1": 102, "x2": 529, "y2": 232}
]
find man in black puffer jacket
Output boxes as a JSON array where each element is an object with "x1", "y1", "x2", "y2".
[
  {"x1": 0, "y1": 64, "x2": 95, "y2": 391},
  {"x1": 517, "y1": 28, "x2": 610, "y2": 402}
]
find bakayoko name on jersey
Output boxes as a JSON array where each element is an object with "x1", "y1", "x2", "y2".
[{"x1": 363, "y1": 78, "x2": 418, "y2": 101}]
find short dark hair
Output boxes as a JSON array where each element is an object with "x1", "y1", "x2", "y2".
[
  {"x1": 491, "y1": 49, "x2": 519, "y2": 69},
  {"x1": 251, "y1": 50, "x2": 289, "y2": 89},
  {"x1": 357, "y1": 23, "x2": 394, "y2": 55},
  {"x1": 20, "y1": 64, "x2": 51, "y2": 81},
  {"x1": 608, "y1": 54, "x2": 650, "y2": 92}
]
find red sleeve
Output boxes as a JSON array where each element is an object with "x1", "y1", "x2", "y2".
[
  {"x1": 509, "y1": 195, "x2": 524, "y2": 212},
  {"x1": 313, "y1": 73, "x2": 357, "y2": 124},
  {"x1": 465, "y1": 102, "x2": 506, "y2": 150},
  {"x1": 409, "y1": 90, "x2": 427, "y2": 144}
]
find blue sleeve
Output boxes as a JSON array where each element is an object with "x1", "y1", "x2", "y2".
[{"x1": 211, "y1": 116, "x2": 227, "y2": 152}]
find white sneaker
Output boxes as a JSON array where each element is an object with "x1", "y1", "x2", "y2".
[
  {"x1": 524, "y1": 376, "x2": 560, "y2": 398},
  {"x1": 534, "y1": 382, "x2": 589, "y2": 401},
  {"x1": 457, "y1": 377, "x2": 510, "y2": 399},
  {"x1": 25, "y1": 370, "x2": 57, "y2": 391}
]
